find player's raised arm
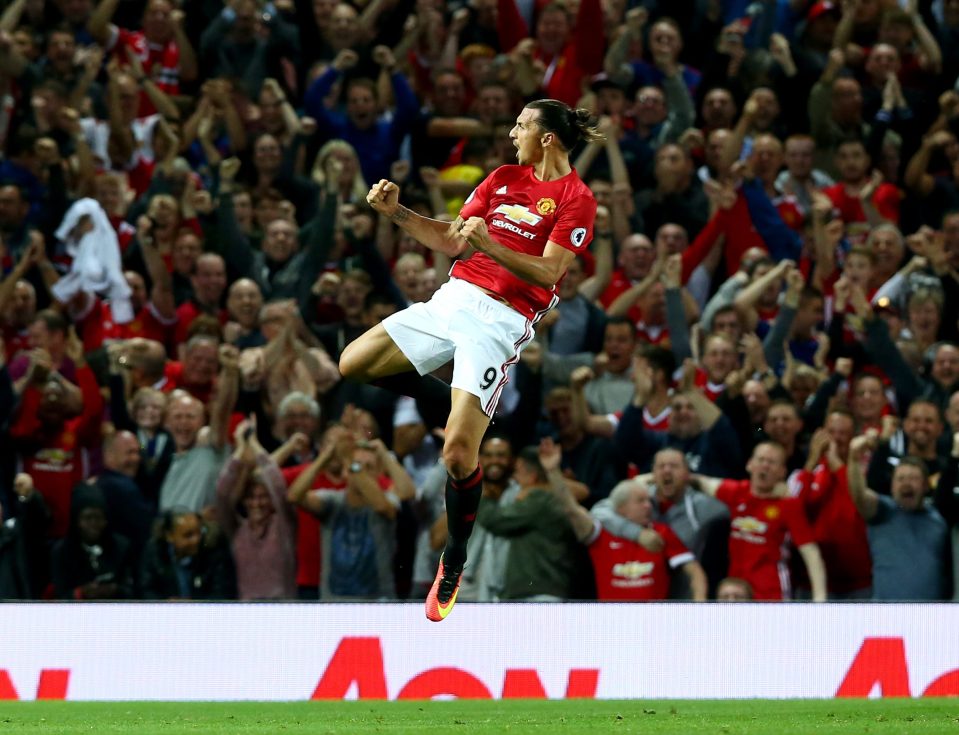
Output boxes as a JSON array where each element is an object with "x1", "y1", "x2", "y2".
[{"x1": 366, "y1": 179, "x2": 468, "y2": 258}]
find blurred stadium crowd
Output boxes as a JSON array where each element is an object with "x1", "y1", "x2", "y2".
[{"x1": 0, "y1": 0, "x2": 956, "y2": 602}]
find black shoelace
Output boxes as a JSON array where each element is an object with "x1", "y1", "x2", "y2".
[{"x1": 437, "y1": 567, "x2": 462, "y2": 604}]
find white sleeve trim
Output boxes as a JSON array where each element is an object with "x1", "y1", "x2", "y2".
[
  {"x1": 668, "y1": 551, "x2": 695, "y2": 569},
  {"x1": 584, "y1": 517, "x2": 602, "y2": 546},
  {"x1": 105, "y1": 25, "x2": 120, "y2": 52}
]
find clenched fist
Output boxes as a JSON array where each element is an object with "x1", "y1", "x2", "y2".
[
  {"x1": 458, "y1": 217, "x2": 494, "y2": 251},
  {"x1": 366, "y1": 179, "x2": 400, "y2": 217}
]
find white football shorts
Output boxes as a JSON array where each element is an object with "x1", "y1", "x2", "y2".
[{"x1": 382, "y1": 278, "x2": 544, "y2": 417}]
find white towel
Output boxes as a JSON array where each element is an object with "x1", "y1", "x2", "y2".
[{"x1": 51, "y1": 198, "x2": 133, "y2": 323}]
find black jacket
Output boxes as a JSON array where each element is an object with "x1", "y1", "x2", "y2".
[
  {"x1": 867, "y1": 434, "x2": 950, "y2": 497},
  {"x1": 51, "y1": 484, "x2": 135, "y2": 599},
  {"x1": 0, "y1": 492, "x2": 49, "y2": 599},
  {"x1": 51, "y1": 533, "x2": 135, "y2": 600},
  {"x1": 94, "y1": 470, "x2": 156, "y2": 559},
  {"x1": 139, "y1": 527, "x2": 236, "y2": 600}
]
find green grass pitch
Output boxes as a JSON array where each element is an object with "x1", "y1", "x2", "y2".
[{"x1": 0, "y1": 700, "x2": 956, "y2": 734}]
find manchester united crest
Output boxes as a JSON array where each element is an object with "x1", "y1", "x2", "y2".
[{"x1": 536, "y1": 197, "x2": 557, "y2": 216}]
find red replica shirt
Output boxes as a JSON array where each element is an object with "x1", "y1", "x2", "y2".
[
  {"x1": 174, "y1": 301, "x2": 228, "y2": 347},
  {"x1": 456, "y1": 165, "x2": 597, "y2": 321},
  {"x1": 121, "y1": 302, "x2": 178, "y2": 345},
  {"x1": 599, "y1": 269, "x2": 643, "y2": 325},
  {"x1": 694, "y1": 368, "x2": 726, "y2": 403},
  {"x1": 773, "y1": 194, "x2": 805, "y2": 232},
  {"x1": 635, "y1": 320, "x2": 669, "y2": 347},
  {"x1": 111, "y1": 28, "x2": 180, "y2": 117},
  {"x1": 75, "y1": 296, "x2": 178, "y2": 353},
  {"x1": 109, "y1": 214, "x2": 136, "y2": 254},
  {"x1": 679, "y1": 190, "x2": 806, "y2": 281},
  {"x1": 643, "y1": 405, "x2": 671, "y2": 433},
  {"x1": 496, "y1": 0, "x2": 604, "y2": 107},
  {"x1": 823, "y1": 182, "x2": 900, "y2": 245},
  {"x1": 681, "y1": 195, "x2": 768, "y2": 280},
  {"x1": 715, "y1": 480, "x2": 815, "y2": 601},
  {"x1": 792, "y1": 464, "x2": 872, "y2": 595},
  {"x1": 607, "y1": 405, "x2": 672, "y2": 434},
  {"x1": 588, "y1": 525, "x2": 693, "y2": 601},
  {"x1": 163, "y1": 362, "x2": 213, "y2": 404},
  {"x1": 10, "y1": 366, "x2": 104, "y2": 537}
]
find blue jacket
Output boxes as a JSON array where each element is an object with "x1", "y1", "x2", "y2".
[
  {"x1": 304, "y1": 68, "x2": 419, "y2": 184},
  {"x1": 741, "y1": 178, "x2": 803, "y2": 263}
]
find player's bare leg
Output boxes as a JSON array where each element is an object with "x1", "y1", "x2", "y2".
[
  {"x1": 342, "y1": 326, "x2": 488, "y2": 621},
  {"x1": 339, "y1": 324, "x2": 415, "y2": 381},
  {"x1": 339, "y1": 324, "x2": 453, "y2": 430},
  {"x1": 426, "y1": 388, "x2": 490, "y2": 621}
]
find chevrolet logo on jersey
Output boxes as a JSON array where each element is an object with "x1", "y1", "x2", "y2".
[
  {"x1": 732, "y1": 516, "x2": 768, "y2": 534},
  {"x1": 494, "y1": 203, "x2": 543, "y2": 227},
  {"x1": 612, "y1": 561, "x2": 655, "y2": 580}
]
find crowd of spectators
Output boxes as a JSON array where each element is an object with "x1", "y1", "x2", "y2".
[{"x1": 0, "y1": 0, "x2": 957, "y2": 603}]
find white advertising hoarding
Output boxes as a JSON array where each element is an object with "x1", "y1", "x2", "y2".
[{"x1": 1, "y1": 603, "x2": 957, "y2": 700}]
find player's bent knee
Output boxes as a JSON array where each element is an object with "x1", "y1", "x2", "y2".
[
  {"x1": 338, "y1": 342, "x2": 367, "y2": 381},
  {"x1": 339, "y1": 325, "x2": 404, "y2": 382},
  {"x1": 337, "y1": 348, "x2": 355, "y2": 379},
  {"x1": 442, "y1": 439, "x2": 478, "y2": 479}
]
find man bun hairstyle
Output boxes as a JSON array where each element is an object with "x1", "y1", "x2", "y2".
[{"x1": 526, "y1": 99, "x2": 605, "y2": 151}]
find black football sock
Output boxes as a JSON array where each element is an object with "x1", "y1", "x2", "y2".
[
  {"x1": 443, "y1": 465, "x2": 483, "y2": 571},
  {"x1": 372, "y1": 373, "x2": 452, "y2": 432}
]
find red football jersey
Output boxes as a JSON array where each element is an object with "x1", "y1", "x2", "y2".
[
  {"x1": 608, "y1": 405, "x2": 671, "y2": 433},
  {"x1": 791, "y1": 464, "x2": 872, "y2": 595},
  {"x1": 643, "y1": 405, "x2": 672, "y2": 433},
  {"x1": 9, "y1": 365, "x2": 104, "y2": 537},
  {"x1": 599, "y1": 269, "x2": 643, "y2": 325},
  {"x1": 174, "y1": 301, "x2": 229, "y2": 347},
  {"x1": 456, "y1": 165, "x2": 597, "y2": 321},
  {"x1": 588, "y1": 524, "x2": 694, "y2": 601},
  {"x1": 823, "y1": 182, "x2": 900, "y2": 246},
  {"x1": 694, "y1": 367, "x2": 726, "y2": 403},
  {"x1": 773, "y1": 194, "x2": 805, "y2": 232},
  {"x1": 111, "y1": 28, "x2": 181, "y2": 117},
  {"x1": 75, "y1": 297, "x2": 178, "y2": 353},
  {"x1": 635, "y1": 320, "x2": 669, "y2": 347},
  {"x1": 163, "y1": 361, "x2": 213, "y2": 404},
  {"x1": 716, "y1": 480, "x2": 815, "y2": 600},
  {"x1": 120, "y1": 302, "x2": 178, "y2": 344},
  {"x1": 108, "y1": 214, "x2": 136, "y2": 254}
]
